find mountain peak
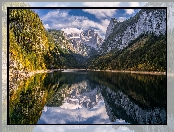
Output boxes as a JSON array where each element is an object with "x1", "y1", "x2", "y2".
[
  {"x1": 101, "y1": 9, "x2": 166, "y2": 53},
  {"x1": 66, "y1": 28, "x2": 103, "y2": 57},
  {"x1": 105, "y1": 18, "x2": 118, "y2": 40}
]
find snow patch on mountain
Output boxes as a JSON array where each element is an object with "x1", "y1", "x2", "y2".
[
  {"x1": 101, "y1": 9, "x2": 166, "y2": 53},
  {"x1": 65, "y1": 29, "x2": 103, "y2": 57}
]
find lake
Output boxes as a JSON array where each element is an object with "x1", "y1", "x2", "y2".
[{"x1": 9, "y1": 70, "x2": 167, "y2": 124}]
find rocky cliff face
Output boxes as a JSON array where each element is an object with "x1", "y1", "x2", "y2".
[
  {"x1": 105, "y1": 18, "x2": 118, "y2": 40},
  {"x1": 65, "y1": 29, "x2": 103, "y2": 57},
  {"x1": 100, "y1": 9, "x2": 166, "y2": 53},
  {"x1": 101, "y1": 86, "x2": 166, "y2": 124}
]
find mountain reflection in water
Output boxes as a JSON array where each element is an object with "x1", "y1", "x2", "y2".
[{"x1": 9, "y1": 71, "x2": 166, "y2": 124}]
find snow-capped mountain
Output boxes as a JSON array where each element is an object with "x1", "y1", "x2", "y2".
[
  {"x1": 60, "y1": 81, "x2": 103, "y2": 109},
  {"x1": 100, "y1": 9, "x2": 166, "y2": 53},
  {"x1": 65, "y1": 29, "x2": 103, "y2": 57}
]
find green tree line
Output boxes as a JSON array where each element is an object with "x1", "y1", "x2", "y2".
[
  {"x1": 88, "y1": 33, "x2": 166, "y2": 72},
  {"x1": 9, "y1": 9, "x2": 79, "y2": 72}
]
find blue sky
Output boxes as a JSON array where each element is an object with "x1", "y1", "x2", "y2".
[{"x1": 28, "y1": 2, "x2": 147, "y2": 38}]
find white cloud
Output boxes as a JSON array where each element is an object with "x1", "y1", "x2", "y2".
[
  {"x1": 41, "y1": 10, "x2": 113, "y2": 38},
  {"x1": 83, "y1": 2, "x2": 120, "y2": 7},
  {"x1": 83, "y1": 9, "x2": 116, "y2": 19},
  {"x1": 61, "y1": 28, "x2": 83, "y2": 35},
  {"x1": 41, "y1": 9, "x2": 68, "y2": 22},
  {"x1": 118, "y1": 17, "x2": 127, "y2": 22},
  {"x1": 38, "y1": 100, "x2": 130, "y2": 124},
  {"x1": 39, "y1": 102, "x2": 108, "y2": 124},
  {"x1": 41, "y1": 9, "x2": 110, "y2": 38},
  {"x1": 100, "y1": 19, "x2": 110, "y2": 36},
  {"x1": 44, "y1": 24, "x2": 50, "y2": 29},
  {"x1": 128, "y1": 2, "x2": 140, "y2": 7},
  {"x1": 50, "y1": 15, "x2": 88, "y2": 29},
  {"x1": 77, "y1": 18, "x2": 110, "y2": 37},
  {"x1": 124, "y1": 9, "x2": 135, "y2": 15}
]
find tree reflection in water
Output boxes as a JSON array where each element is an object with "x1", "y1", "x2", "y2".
[{"x1": 9, "y1": 71, "x2": 166, "y2": 124}]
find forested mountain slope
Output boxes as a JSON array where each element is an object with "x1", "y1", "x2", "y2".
[
  {"x1": 100, "y1": 9, "x2": 166, "y2": 54},
  {"x1": 46, "y1": 29, "x2": 84, "y2": 69},
  {"x1": 9, "y1": 9, "x2": 80, "y2": 72},
  {"x1": 88, "y1": 33, "x2": 166, "y2": 72},
  {"x1": 88, "y1": 9, "x2": 166, "y2": 72},
  {"x1": 9, "y1": 9, "x2": 49, "y2": 71}
]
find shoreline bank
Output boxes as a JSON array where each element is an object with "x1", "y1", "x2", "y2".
[
  {"x1": 9, "y1": 69, "x2": 61, "y2": 81},
  {"x1": 9, "y1": 69, "x2": 61, "y2": 92},
  {"x1": 89, "y1": 69, "x2": 166, "y2": 75},
  {"x1": 60, "y1": 69, "x2": 166, "y2": 75},
  {"x1": 9, "y1": 69, "x2": 166, "y2": 79},
  {"x1": 8, "y1": 69, "x2": 167, "y2": 92}
]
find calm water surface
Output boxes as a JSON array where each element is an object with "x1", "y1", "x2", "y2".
[{"x1": 9, "y1": 70, "x2": 167, "y2": 124}]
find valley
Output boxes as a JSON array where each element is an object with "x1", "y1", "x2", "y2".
[
  {"x1": 9, "y1": 8, "x2": 166, "y2": 75},
  {"x1": 8, "y1": 7, "x2": 167, "y2": 125}
]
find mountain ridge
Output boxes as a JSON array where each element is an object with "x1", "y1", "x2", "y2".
[
  {"x1": 9, "y1": 8, "x2": 166, "y2": 73},
  {"x1": 65, "y1": 29, "x2": 103, "y2": 57},
  {"x1": 100, "y1": 9, "x2": 166, "y2": 54}
]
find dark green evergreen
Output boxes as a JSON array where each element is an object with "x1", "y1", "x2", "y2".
[{"x1": 88, "y1": 33, "x2": 166, "y2": 72}]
